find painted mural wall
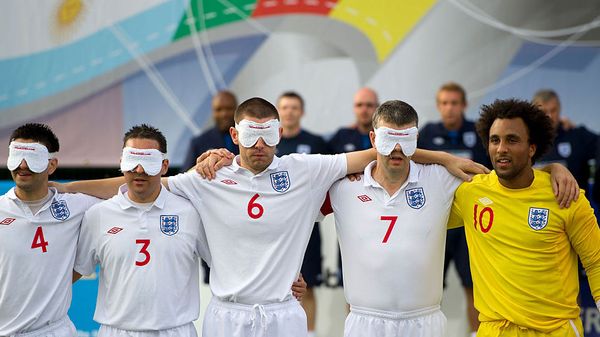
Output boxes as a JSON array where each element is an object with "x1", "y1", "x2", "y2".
[{"x1": 2, "y1": 0, "x2": 599, "y2": 167}]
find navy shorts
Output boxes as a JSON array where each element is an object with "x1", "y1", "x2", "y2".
[
  {"x1": 443, "y1": 227, "x2": 473, "y2": 288},
  {"x1": 301, "y1": 223, "x2": 323, "y2": 288}
]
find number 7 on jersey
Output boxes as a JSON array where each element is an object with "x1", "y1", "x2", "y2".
[{"x1": 380, "y1": 216, "x2": 398, "y2": 243}]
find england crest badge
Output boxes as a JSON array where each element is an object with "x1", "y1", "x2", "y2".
[
  {"x1": 528, "y1": 207, "x2": 549, "y2": 230},
  {"x1": 270, "y1": 171, "x2": 291, "y2": 193},
  {"x1": 557, "y1": 142, "x2": 572, "y2": 158},
  {"x1": 463, "y1": 131, "x2": 477, "y2": 148},
  {"x1": 405, "y1": 187, "x2": 426, "y2": 209},
  {"x1": 50, "y1": 200, "x2": 70, "y2": 221},
  {"x1": 160, "y1": 215, "x2": 179, "y2": 236}
]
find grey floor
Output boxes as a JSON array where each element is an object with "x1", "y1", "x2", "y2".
[{"x1": 193, "y1": 215, "x2": 471, "y2": 337}]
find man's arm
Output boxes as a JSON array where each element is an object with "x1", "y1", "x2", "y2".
[
  {"x1": 72, "y1": 271, "x2": 83, "y2": 283},
  {"x1": 345, "y1": 148, "x2": 377, "y2": 174},
  {"x1": 411, "y1": 149, "x2": 490, "y2": 181},
  {"x1": 538, "y1": 163, "x2": 579, "y2": 208},
  {"x1": 52, "y1": 177, "x2": 124, "y2": 199},
  {"x1": 565, "y1": 192, "x2": 600, "y2": 309}
]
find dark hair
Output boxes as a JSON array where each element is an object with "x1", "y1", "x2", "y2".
[
  {"x1": 372, "y1": 100, "x2": 419, "y2": 128},
  {"x1": 476, "y1": 98, "x2": 555, "y2": 164},
  {"x1": 10, "y1": 123, "x2": 60, "y2": 153},
  {"x1": 438, "y1": 82, "x2": 467, "y2": 104},
  {"x1": 278, "y1": 91, "x2": 304, "y2": 110},
  {"x1": 214, "y1": 90, "x2": 238, "y2": 106},
  {"x1": 123, "y1": 124, "x2": 167, "y2": 153},
  {"x1": 234, "y1": 97, "x2": 279, "y2": 123},
  {"x1": 532, "y1": 89, "x2": 560, "y2": 105}
]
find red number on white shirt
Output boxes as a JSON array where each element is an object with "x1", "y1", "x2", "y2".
[
  {"x1": 135, "y1": 239, "x2": 151, "y2": 266},
  {"x1": 247, "y1": 193, "x2": 264, "y2": 219},
  {"x1": 473, "y1": 204, "x2": 494, "y2": 233},
  {"x1": 31, "y1": 226, "x2": 49, "y2": 253},
  {"x1": 380, "y1": 216, "x2": 398, "y2": 243}
]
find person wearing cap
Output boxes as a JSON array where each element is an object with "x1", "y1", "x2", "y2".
[
  {"x1": 72, "y1": 124, "x2": 213, "y2": 337},
  {"x1": 0, "y1": 123, "x2": 100, "y2": 337}
]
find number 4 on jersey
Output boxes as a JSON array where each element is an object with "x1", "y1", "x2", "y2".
[{"x1": 31, "y1": 226, "x2": 49, "y2": 253}]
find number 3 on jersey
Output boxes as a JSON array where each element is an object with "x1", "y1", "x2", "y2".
[
  {"x1": 136, "y1": 239, "x2": 151, "y2": 266},
  {"x1": 31, "y1": 226, "x2": 49, "y2": 253}
]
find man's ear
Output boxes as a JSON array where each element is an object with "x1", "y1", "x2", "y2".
[
  {"x1": 230, "y1": 127, "x2": 239, "y2": 145},
  {"x1": 47, "y1": 158, "x2": 58, "y2": 176}
]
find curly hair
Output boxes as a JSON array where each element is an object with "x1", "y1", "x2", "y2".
[{"x1": 476, "y1": 98, "x2": 555, "y2": 164}]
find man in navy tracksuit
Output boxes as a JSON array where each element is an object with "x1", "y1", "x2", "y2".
[
  {"x1": 182, "y1": 90, "x2": 239, "y2": 171},
  {"x1": 275, "y1": 91, "x2": 329, "y2": 337},
  {"x1": 183, "y1": 90, "x2": 239, "y2": 284},
  {"x1": 418, "y1": 82, "x2": 489, "y2": 337}
]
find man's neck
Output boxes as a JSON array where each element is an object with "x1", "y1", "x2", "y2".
[
  {"x1": 282, "y1": 126, "x2": 301, "y2": 138},
  {"x1": 371, "y1": 162, "x2": 409, "y2": 196},
  {"x1": 498, "y1": 168, "x2": 535, "y2": 189},
  {"x1": 15, "y1": 186, "x2": 50, "y2": 202},
  {"x1": 127, "y1": 188, "x2": 160, "y2": 204}
]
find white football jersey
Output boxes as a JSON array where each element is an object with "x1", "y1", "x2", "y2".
[
  {"x1": 168, "y1": 153, "x2": 347, "y2": 304},
  {"x1": 325, "y1": 161, "x2": 461, "y2": 312},
  {"x1": 0, "y1": 188, "x2": 99, "y2": 335},
  {"x1": 74, "y1": 185, "x2": 210, "y2": 331}
]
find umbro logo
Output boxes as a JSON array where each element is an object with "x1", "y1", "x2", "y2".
[
  {"x1": 357, "y1": 195, "x2": 372, "y2": 202},
  {"x1": 0, "y1": 218, "x2": 15, "y2": 225},
  {"x1": 221, "y1": 179, "x2": 238, "y2": 185},
  {"x1": 107, "y1": 227, "x2": 123, "y2": 234}
]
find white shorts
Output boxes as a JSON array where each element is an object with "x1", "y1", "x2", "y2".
[
  {"x1": 202, "y1": 297, "x2": 307, "y2": 337},
  {"x1": 11, "y1": 316, "x2": 76, "y2": 337},
  {"x1": 97, "y1": 322, "x2": 197, "y2": 337},
  {"x1": 344, "y1": 305, "x2": 446, "y2": 337}
]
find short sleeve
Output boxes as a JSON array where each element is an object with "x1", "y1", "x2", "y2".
[
  {"x1": 447, "y1": 184, "x2": 466, "y2": 229},
  {"x1": 74, "y1": 210, "x2": 98, "y2": 276},
  {"x1": 168, "y1": 172, "x2": 203, "y2": 202},
  {"x1": 565, "y1": 191, "x2": 600, "y2": 301},
  {"x1": 304, "y1": 154, "x2": 347, "y2": 193},
  {"x1": 194, "y1": 211, "x2": 212, "y2": 267}
]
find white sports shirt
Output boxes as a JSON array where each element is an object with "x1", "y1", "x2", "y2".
[
  {"x1": 0, "y1": 188, "x2": 99, "y2": 335},
  {"x1": 324, "y1": 161, "x2": 461, "y2": 313},
  {"x1": 74, "y1": 185, "x2": 210, "y2": 331},
  {"x1": 168, "y1": 153, "x2": 347, "y2": 304}
]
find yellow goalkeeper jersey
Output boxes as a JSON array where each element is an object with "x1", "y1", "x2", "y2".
[{"x1": 448, "y1": 170, "x2": 600, "y2": 332}]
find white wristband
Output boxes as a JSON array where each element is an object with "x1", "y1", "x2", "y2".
[{"x1": 597, "y1": 300, "x2": 600, "y2": 311}]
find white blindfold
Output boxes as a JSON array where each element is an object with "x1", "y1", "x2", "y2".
[
  {"x1": 120, "y1": 147, "x2": 166, "y2": 176},
  {"x1": 374, "y1": 126, "x2": 418, "y2": 156},
  {"x1": 235, "y1": 119, "x2": 280, "y2": 148},
  {"x1": 7, "y1": 141, "x2": 56, "y2": 173}
]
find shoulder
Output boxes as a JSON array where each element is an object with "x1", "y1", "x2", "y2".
[{"x1": 84, "y1": 197, "x2": 117, "y2": 216}]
